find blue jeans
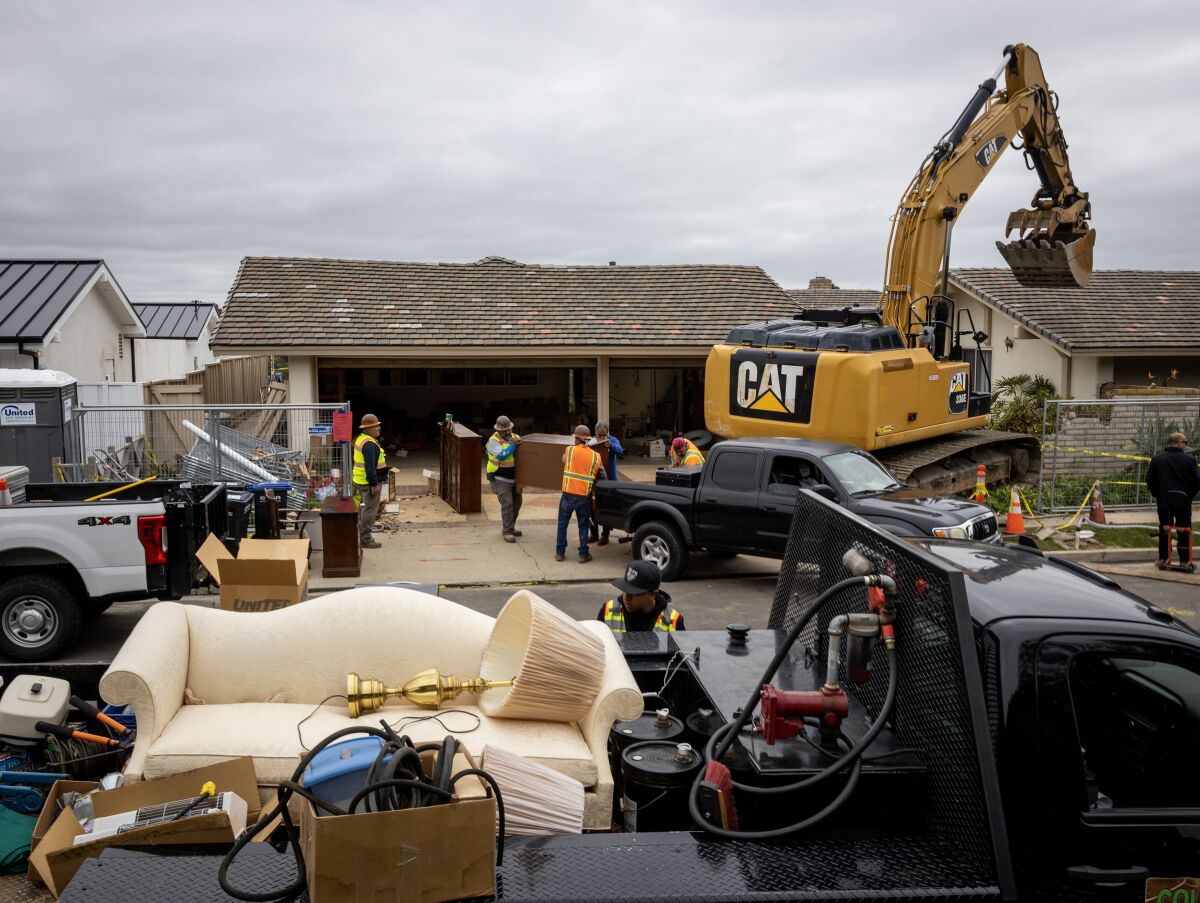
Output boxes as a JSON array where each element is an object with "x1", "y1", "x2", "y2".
[{"x1": 556, "y1": 494, "x2": 592, "y2": 557}]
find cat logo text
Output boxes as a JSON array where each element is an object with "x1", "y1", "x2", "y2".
[{"x1": 728, "y1": 350, "x2": 818, "y2": 424}]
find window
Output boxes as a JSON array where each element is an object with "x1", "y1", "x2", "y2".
[
  {"x1": 709, "y1": 451, "x2": 759, "y2": 491},
  {"x1": 962, "y1": 348, "x2": 992, "y2": 395},
  {"x1": 403, "y1": 369, "x2": 429, "y2": 387},
  {"x1": 767, "y1": 455, "x2": 821, "y2": 496},
  {"x1": 437, "y1": 369, "x2": 466, "y2": 387},
  {"x1": 471, "y1": 368, "x2": 506, "y2": 386},
  {"x1": 1070, "y1": 653, "x2": 1200, "y2": 810},
  {"x1": 822, "y1": 451, "x2": 900, "y2": 496}
]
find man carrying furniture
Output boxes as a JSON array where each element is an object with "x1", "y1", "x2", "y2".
[
  {"x1": 597, "y1": 559, "x2": 685, "y2": 633},
  {"x1": 352, "y1": 413, "x2": 387, "y2": 550},
  {"x1": 487, "y1": 415, "x2": 522, "y2": 543},
  {"x1": 556, "y1": 425, "x2": 607, "y2": 563},
  {"x1": 1147, "y1": 431, "x2": 1200, "y2": 569},
  {"x1": 589, "y1": 420, "x2": 625, "y2": 547}
]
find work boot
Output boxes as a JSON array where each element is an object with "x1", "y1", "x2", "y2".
[
  {"x1": 578, "y1": 553, "x2": 593, "y2": 564},
  {"x1": 511, "y1": 529, "x2": 523, "y2": 537},
  {"x1": 362, "y1": 538, "x2": 382, "y2": 549},
  {"x1": 554, "y1": 553, "x2": 565, "y2": 562},
  {"x1": 503, "y1": 533, "x2": 516, "y2": 543},
  {"x1": 597, "y1": 537, "x2": 609, "y2": 547}
]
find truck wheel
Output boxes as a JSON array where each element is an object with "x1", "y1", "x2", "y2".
[
  {"x1": 0, "y1": 575, "x2": 84, "y2": 662},
  {"x1": 82, "y1": 599, "x2": 116, "y2": 617},
  {"x1": 632, "y1": 522, "x2": 688, "y2": 581}
]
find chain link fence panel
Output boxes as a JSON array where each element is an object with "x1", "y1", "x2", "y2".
[
  {"x1": 1037, "y1": 397, "x2": 1200, "y2": 513},
  {"x1": 62, "y1": 403, "x2": 352, "y2": 509}
]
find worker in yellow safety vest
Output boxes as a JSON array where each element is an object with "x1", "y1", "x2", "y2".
[
  {"x1": 597, "y1": 559, "x2": 685, "y2": 633},
  {"x1": 352, "y1": 413, "x2": 387, "y2": 549},
  {"x1": 555, "y1": 425, "x2": 607, "y2": 563},
  {"x1": 486, "y1": 415, "x2": 522, "y2": 543},
  {"x1": 670, "y1": 436, "x2": 705, "y2": 468}
]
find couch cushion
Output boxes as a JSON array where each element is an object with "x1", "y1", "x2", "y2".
[{"x1": 142, "y1": 703, "x2": 598, "y2": 788}]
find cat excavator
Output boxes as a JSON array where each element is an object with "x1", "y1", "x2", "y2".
[{"x1": 705, "y1": 44, "x2": 1094, "y2": 490}]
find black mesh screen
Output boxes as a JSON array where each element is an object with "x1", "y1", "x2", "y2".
[{"x1": 768, "y1": 490, "x2": 1009, "y2": 888}]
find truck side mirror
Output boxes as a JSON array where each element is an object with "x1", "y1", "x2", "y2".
[{"x1": 812, "y1": 485, "x2": 837, "y2": 502}]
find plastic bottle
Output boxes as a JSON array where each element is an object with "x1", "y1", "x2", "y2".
[{"x1": 0, "y1": 478, "x2": 11, "y2": 506}]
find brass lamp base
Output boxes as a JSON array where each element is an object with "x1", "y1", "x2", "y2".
[{"x1": 347, "y1": 668, "x2": 515, "y2": 718}]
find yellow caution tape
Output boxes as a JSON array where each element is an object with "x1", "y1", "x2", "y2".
[
  {"x1": 1059, "y1": 481, "x2": 1098, "y2": 530},
  {"x1": 1016, "y1": 487, "x2": 1046, "y2": 530},
  {"x1": 1041, "y1": 443, "x2": 1150, "y2": 463}
]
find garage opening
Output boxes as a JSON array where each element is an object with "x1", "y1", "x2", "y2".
[{"x1": 317, "y1": 362, "x2": 597, "y2": 452}]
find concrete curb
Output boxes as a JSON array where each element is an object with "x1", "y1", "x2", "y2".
[
  {"x1": 1043, "y1": 548, "x2": 1157, "y2": 563},
  {"x1": 307, "y1": 571, "x2": 782, "y2": 595}
]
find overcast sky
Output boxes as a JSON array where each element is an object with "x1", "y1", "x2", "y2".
[{"x1": 2, "y1": 2, "x2": 1197, "y2": 303}]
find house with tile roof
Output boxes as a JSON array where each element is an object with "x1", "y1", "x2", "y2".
[
  {"x1": 0, "y1": 260, "x2": 145, "y2": 381},
  {"x1": 132, "y1": 301, "x2": 220, "y2": 383},
  {"x1": 948, "y1": 269, "x2": 1200, "y2": 398},
  {"x1": 212, "y1": 255, "x2": 799, "y2": 446}
]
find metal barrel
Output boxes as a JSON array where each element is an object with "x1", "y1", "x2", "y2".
[
  {"x1": 620, "y1": 741, "x2": 704, "y2": 833},
  {"x1": 996, "y1": 227, "x2": 1096, "y2": 288}
]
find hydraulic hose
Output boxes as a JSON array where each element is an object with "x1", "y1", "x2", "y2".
[{"x1": 690, "y1": 572, "x2": 899, "y2": 838}]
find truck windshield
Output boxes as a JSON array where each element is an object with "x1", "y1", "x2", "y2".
[{"x1": 822, "y1": 451, "x2": 901, "y2": 496}]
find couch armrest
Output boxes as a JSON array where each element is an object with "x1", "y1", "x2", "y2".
[
  {"x1": 577, "y1": 621, "x2": 643, "y2": 770},
  {"x1": 99, "y1": 601, "x2": 190, "y2": 781}
]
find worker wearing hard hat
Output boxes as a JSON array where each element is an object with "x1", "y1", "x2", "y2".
[
  {"x1": 597, "y1": 560, "x2": 685, "y2": 633},
  {"x1": 556, "y1": 425, "x2": 607, "y2": 563},
  {"x1": 670, "y1": 436, "x2": 705, "y2": 468},
  {"x1": 486, "y1": 415, "x2": 522, "y2": 543},
  {"x1": 352, "y1": 414, "x2": 387, "y2": 550}
]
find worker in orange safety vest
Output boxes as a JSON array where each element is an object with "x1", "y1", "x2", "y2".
[{"x1": 555, "y1": 425, "x2": 607, "y2": 563}]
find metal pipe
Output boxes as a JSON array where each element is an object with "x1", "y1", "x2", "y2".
[
  {"x1": 16, "y1": 341, "x2": 39, "y2": 369},
  {"x1": 84, "y1": 475, "x2": 157, "y2": 502},
  {"x1": 181, "y1": 419, "x2": 275, "y2": 482},
  {"x1": 825, "y1": 613, "x2": 880, "y2": 688}
]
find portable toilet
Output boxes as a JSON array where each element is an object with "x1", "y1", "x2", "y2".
[{"x1": 0, "y1": 369, "x2": 80, "y2": 482}]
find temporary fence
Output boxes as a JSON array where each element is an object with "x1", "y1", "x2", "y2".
[
  {"x1": 62, "y1": 403, "x2": 352, "y2": 508},
  {"x1": 1037, "y1": 396, "x2": 1200, "y2": 513}
]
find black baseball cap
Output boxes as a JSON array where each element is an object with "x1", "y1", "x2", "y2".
[{"x1": 611, "y1": 559, "x2": 662, "y2": 595}]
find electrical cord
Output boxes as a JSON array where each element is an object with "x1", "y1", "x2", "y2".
[
  {"x1": 218, "y1": 723, "x2": 505, "y2": 901},
  {"x1": 688, "y1": 575, "x2": 899, "y2": 838}
]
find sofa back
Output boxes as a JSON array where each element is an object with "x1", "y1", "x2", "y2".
[{"x1": 183, "y1": 587, "x2": 495, "y2": 705}]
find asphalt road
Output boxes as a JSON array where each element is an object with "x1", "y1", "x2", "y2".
[{"x1": 17, "y1": 566, "x2": 1200, "y2": 672}]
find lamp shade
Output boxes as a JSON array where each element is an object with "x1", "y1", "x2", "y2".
[{"x1": 478, "y1": 590, "x2": 604, "y2": 722}]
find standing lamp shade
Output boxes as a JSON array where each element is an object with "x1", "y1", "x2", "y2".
[{"x1": 478, "y1": 590, "x2": 605, "y2": 722}]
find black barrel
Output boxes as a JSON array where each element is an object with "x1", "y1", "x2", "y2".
[
  {"x1": 610, "y1": 709, "x2": 684, "y2": 756},
  {"x1": 620, "y1": 741, "x2": 703, "y2": 833},
  {"x1": 684, "y1": 707, "x2": 720, "y2": 750}
]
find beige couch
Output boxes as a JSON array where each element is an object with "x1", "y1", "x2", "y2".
[{"x1": 100, "y1": 588, "x2": 642, "y2": 830}]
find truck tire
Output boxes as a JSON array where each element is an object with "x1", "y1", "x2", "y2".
[
  {"x1": 632, "y1": 521, "x2": 689, "y2": 582},
  {"x1": 0, "y1": 575, "x2": 84, "y2": 662},
  {"x1": 83, "y1": 599, "x2": 116, "y2": 617}
]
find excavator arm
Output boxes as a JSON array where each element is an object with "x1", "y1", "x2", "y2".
[{"x1": 880, "y1": 44, "x2": 1095, "y2": 340}]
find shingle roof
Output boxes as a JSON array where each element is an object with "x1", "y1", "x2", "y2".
[
  {"x1": 785, "y1": 288, "x2": 879, "y2": 309},
  {"x1": 951, "y1": 269, "x2": 1200, "y2": 352},
  {"x1": 134, "y1": 302, "x2": 216, "y2": 340},
  {"x1": 0, "y1": 261, "x2": 103, "y2": 342},
  {"x1": 212, "y1": 256, "x2": 798, "y2": 349}
]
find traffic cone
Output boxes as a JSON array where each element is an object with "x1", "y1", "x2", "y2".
[
  {"x1": 0, "y1": 478, "x2": 10, "y2": 507},
  {"x1": 973, "y1": 465, "x2": 987, "y2": 504},
  {"x1": 1088, "y1": 484, "x2": 1106, "y2": 525},
  {"x1": 1004, "y1": 488, "x2": 1025, "y2": 535}
]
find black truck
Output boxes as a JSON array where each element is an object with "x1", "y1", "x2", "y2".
[
  {"x1": 594, "y1": 437, "x2": 997, "y2": 579},
  {"x1": 56, "y1": 491, "x2": 1200, "y2": 902}
]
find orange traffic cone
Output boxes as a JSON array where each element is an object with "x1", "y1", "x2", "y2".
[
  {"x1": 973, "y1": 465, "x2": 987, "y2": 504},
  {"x1": 1088, "y1": 484, "x2": 1106, "y2": 525},
  {"x1": 1004, "y1": 488, "x2": 1025, "y2": 535}
]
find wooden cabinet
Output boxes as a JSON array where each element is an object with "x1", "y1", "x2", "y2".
[{"x1": 320, "y1": 496, "x2": 361, "y2": 578}]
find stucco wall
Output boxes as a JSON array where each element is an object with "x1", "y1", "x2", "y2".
[{"x1": 133, "y1": 325, "x2": 217, "y2": 383}]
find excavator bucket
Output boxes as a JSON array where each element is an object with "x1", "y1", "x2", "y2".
[{"x1": 996, "y1": 227, "x2": 1096, "y2": 288}]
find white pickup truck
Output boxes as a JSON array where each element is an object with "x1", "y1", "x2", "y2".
[{"x1": 0, "y1": 481, "x2": 213, "y2": 661}]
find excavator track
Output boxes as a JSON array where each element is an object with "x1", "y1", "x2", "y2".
[{"x1": 874, "y1": 429, "x2": 1040, "y2": 493}]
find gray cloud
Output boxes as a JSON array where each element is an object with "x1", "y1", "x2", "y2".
[{"x1": 1, "y1": 1, "x2": 1197, "y2": 302}]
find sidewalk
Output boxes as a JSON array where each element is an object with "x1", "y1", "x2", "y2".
[{"x1": 309, "y1": 520, "x2": 779, "y2": 591}]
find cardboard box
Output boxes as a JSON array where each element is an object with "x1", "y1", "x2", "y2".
[
  {"x1": 29, "y1": 757, "x2": 261, "y2": 898},
  {"x1": 648, "y1": 439, "x2": 666, "y2": 458},
  {"x1": 514, "y1": 433, "x2": 610, "y2": 492},
  {"x1": 301, "y1": 749, "x2": 495, "y2": 903},
  {"x1": 196, "y1": 534, "x2": 310, "y2": 612}
]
